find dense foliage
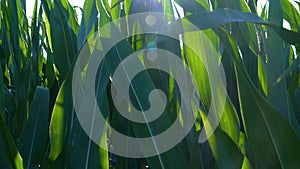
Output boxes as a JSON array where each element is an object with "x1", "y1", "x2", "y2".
[{"x1": 0, "y1": 0, "x2": 300, "y2": 168}]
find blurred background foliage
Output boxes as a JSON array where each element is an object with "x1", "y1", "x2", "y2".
[{"x1": 0, "y1": 0, "x2": 300, "y2": 168}]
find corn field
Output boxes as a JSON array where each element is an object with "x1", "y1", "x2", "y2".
[{"x1": 0, "y1": 0, "x2": 300, "y2": 169}]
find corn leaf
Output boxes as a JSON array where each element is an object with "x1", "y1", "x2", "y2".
[{"x1": 18, "y1": 87, "x2": 50, "y2": 169}]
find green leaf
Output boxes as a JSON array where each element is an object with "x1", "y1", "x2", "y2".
[
  {"x1": 201, "y1": 112, "x2": 244, "y2": 169},
  {"x1": 50, "y1": 1, "x2": 78, "y2": 83},
  {"x1": 241, "y1": 157, "x2": 253, "y2": 169},
  {"x1": 264, "y1": 0, "x2": 294, "y2": 125},
  {"x1": 46, "y1": 44, "x2": 109, "y2": 169},
  {"x1": 0, "y1": 65, "x2": 4, "y2": 119},
  {"x1": 89, "y1": 21, "x2": 191, "y2": 168},
  {"x1": 186, "y1": 129, "x2": 205, "y2": 169},
  {"x1": 30, "y1": 0, "x2": 41, "y2": 88},
  {"x1": 18, "y1": 87, "x2": 50, "y2": 169},
  {"x1": 77, "y1": 0, "x2": 98, "y2": 48},
  {"x1": 1, "y1": 0, "x2": 30, "y2": 139},
  {"x1": 0, "y1": 114, "x2": 24, "y2": 169},
  {"x1": 45, "y1": 74, "x2": 74, "y2": 168},
  {"x1": 208, "y1": 128, "x2": 244, "y2": 169},
  {"x1": 124, "y1": 0, "x2": 132, "y2": 15},
  {"x1": 218, "y1": 25, "x2": 300, "y2": 168},
  {"x1": 282, "y1": 0, "x2": 300, "y2": 31},
  {"x1": 174, "y1": 0, "x2": 208, "y2": 13},
  {"x1": 110, "y1": 0, "x2": 121, "y2": 20},
  {"x1": 235, "y1": 61, "x2": 300, "y2": 169},
  {"x1": 182, "y1": 8, "x2": 300, "y2": 45},
  {"x1": 219, "y1": 97, "x2": 240, "y2": 144},
  {"x1": 96, "y1": 0, "x2": 111, "y2": 29},
  {"x1": 276, "y1": 56, "x2": 300, "y2": 84},
  {"x1": 56, "y1": 0, "x2": 80, "y2": 34},
  {"x1": 65, "y1": 117, "x2": 109, "y2": 169},
  {"x1": 183, "y1": 30, "x2": 240, "y2": 144},
  {"x1": 1, "y1": 0, "x2": 21, "y2": 75},
  {"x1": 45, "y1": 42, "x2": 56, "y2": 88}
]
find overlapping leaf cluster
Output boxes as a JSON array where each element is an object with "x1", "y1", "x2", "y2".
[{"x1": 0, "y1": 0, "x2": 300, "y2": 169}]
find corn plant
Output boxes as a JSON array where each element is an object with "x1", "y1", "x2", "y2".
[{"x1": 0, "y1": 0, "x2": 300, "y2": 169}]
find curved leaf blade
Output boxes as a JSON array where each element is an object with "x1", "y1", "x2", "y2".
[
  {"x1": 18, "y1": 87, "x2": 50, "y2": 169},
  {"x1": 235, "y1": 63, "x2": 300, "y2": 169}
]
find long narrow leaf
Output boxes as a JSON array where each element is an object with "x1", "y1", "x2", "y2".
[{"x1": 18, "y1": 87, "x2": 50, "y2": 169}]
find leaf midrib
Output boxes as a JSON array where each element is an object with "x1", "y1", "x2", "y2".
[
  {"x1": 27, "y1": 103, "x2": 42, "y2": 169},
  {"x1": 253, "y1": 93, "x2": 284, "y2": 169}
]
